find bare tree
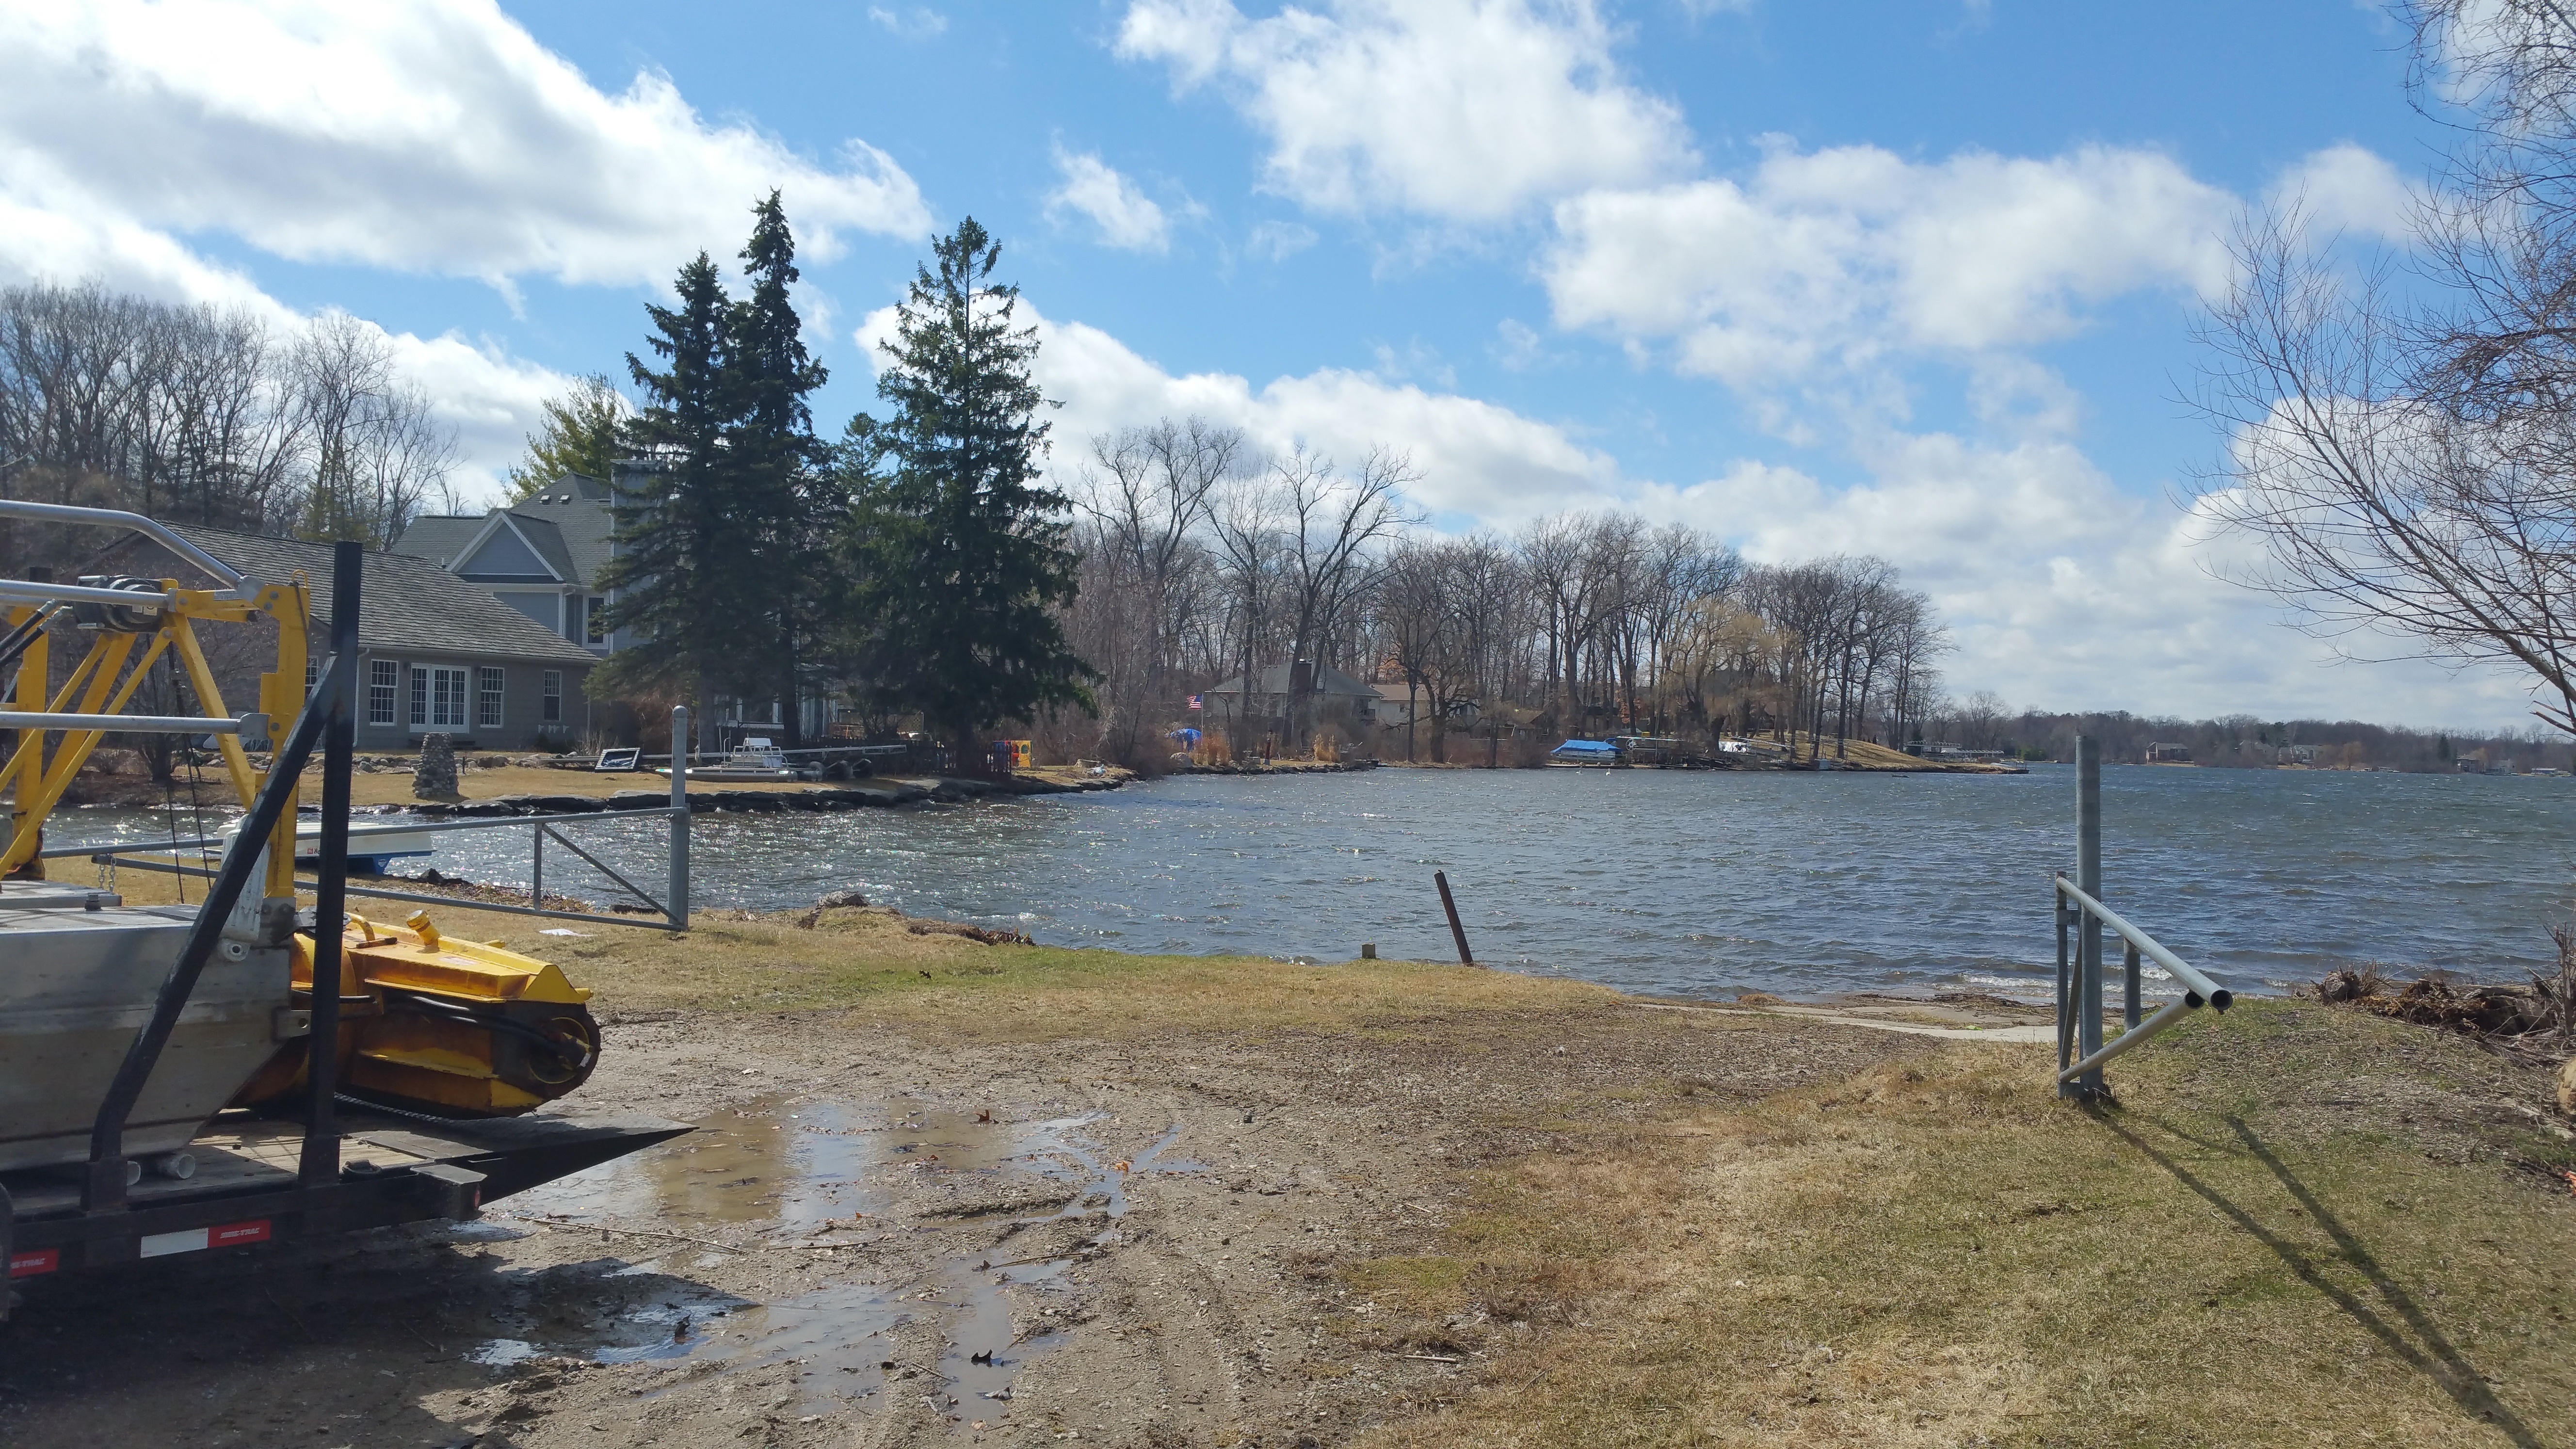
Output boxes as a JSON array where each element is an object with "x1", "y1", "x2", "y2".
[
  {"x1": 2192, "y1": 3, "x2": 2576, "y2": 735},
  {"x1": 1067, "y1": 416, "x2": 1242, "y2": 765},
  {"x1": 289, "y1": 313, "x2": 459, "y2": 545},
  {"x1": 1272, "y1": 444, "x2": 1417, "y2": 742}
]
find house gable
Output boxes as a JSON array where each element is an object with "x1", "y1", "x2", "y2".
[{"x1": 453, "y1": 513, "x2": 566, "y2": 583}]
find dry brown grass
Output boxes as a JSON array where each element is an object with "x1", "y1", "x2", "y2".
[{"x1": 1345, "y1": 1006, "x2": 2576, "y2": 1448}]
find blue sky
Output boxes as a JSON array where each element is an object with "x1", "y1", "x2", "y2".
[{"x1": 2, "y1": 0, "x2": 2536, "y2": 727}]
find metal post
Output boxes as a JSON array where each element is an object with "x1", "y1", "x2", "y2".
[
  {"x1": 300, "y1": 541, "x2": 360, "y2": 1189},
  {"x1": 2124, "y1": 940, "x2": 2142, "y2": 1031},
  {"x1": 531, "y1": 825, "x2": 544, "y2": 910},
  {"x1": 668, "y1": 705, "x2": 689, "y2": 931},
  {"x1": 2074, "y1": 735, "x2": 2104, "y2": 1099},
  {"x1": 2054, "y1": 870, "x2": 2074, "y2": 1081}
]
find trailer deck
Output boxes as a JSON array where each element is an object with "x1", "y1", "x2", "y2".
[{"x1": 3, "y1": 1109, "x2": 685, "y2": 1306}]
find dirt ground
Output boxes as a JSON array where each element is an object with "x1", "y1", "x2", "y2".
[
  {"x1": 0, "y1": 962, "x2": 1931, "y2": 1449},
  {"x1": 5, "y1": 884, "x2": 2570, "y2": 1449}
]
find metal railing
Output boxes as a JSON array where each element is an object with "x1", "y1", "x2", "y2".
[
  {"x1": 2052, "y1": 735, "x2": 2234, "y2": 1100},
  {"x1": 49, "y1": 706, "x2": 697, "y2": 933},
  {"x1": 0, "y1": 498, "x2": 251, "y2": 597}
]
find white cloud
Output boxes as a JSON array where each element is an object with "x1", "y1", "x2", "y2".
[
  {"x1": 868, "y1": 6, "x2": 949, "y2": 38},
  {"x1": 1546, "y1": 141, "x2": 2239, "y2": 389},
  {"x1": 0, "y1": 0, "x2": 930, "y2": 294},
  {"x1": 2269, "y1": 142, "x2": 2415, "y2": 240},
  {"x1": 388, "y1": 329, "x2": 579, "y2": 500},
  {"x1": 856, "y1": 301, "x2": 1621, "y2": 520},
  {"x1": 1246, "y1": 220, "x2": 1320, "y2": 261},
  {"x1": 1115, "y1": 0, "x2": 1694, "y2": 221},
  {"x1": 1046, "y1": 146, "x2": 1173, "y2": 253},
  {"x1": 1641, "y1": 435, "x2": 2542, "y2": 727},
  {"x1": 1491, "y1": 317, "x2": 1548, "y2": 370}
]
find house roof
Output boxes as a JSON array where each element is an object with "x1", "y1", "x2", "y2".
[
  {"x1": 1206, "y1": 662, "x2": 1379, "y2": 699},
  {"x1": 153, "y1": 526, "x2": 599, "y2": 666},
  {"x1": 518, "y1": 487, "x2": 617, "y2": 586},
  {"x1": 386, "y1": 515, "x2": 482, "y2": 570},
  {"x1": 388, "y1": 472, "x2": 619, "y2": 588}
]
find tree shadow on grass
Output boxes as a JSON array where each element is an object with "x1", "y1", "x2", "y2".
[{"x1": 2094, "y1": 1107, "x2": 2540, "y2": 1449}]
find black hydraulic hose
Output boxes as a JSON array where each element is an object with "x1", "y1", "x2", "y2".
[
  {"x1": 0, "y1": 603, "x2": 61, "y2": 685},
  {"x1": 379, "y1": 989, "x2": 594, "y2": 1071}
]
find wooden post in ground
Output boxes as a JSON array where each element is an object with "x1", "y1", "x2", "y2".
[{"x1": 1435, "y1": 870, "x2": 1475, "y2": 966}]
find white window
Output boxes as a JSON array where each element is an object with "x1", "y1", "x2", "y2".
[
  {"x1": 478, "y1": 666, "x2": 506, "y2": 730},
  {"x1": 411, "y1": 665, "x2": 468, "y2": 731},
  {"x1": 305, "y1": 654, "x2": 319, "y2": 697},
  {"x1": 541, "y1": 670, "x2": 563, "y2": 724},
  {"x1": 585, "y1": 596, "x2": 608, "y2": 645},
  {"x1": 367, "y1": 660, "x2": 398, "y2": 726}
]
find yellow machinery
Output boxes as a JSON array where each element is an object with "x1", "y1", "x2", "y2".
[
  {"x1": 231, "y1": 912, "x2": 600, "y2": 1117},
  {"x1": 2, "y1": 529, "x2": 600, "y2": 1124}
]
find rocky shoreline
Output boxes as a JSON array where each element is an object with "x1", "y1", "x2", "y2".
[{"x1": 399, "y1": 769, "x2": 1131, "y2": 818}]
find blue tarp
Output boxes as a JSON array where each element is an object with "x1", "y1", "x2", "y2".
[{"x1": 1549, "y1": 739, "x2": 1618, "y2": 756}]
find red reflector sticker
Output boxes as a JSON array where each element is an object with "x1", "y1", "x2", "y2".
[
  {"x1": 211, "y1": 1220, "x2": 272, "y2": 1247},
  {"x1": 8, "y1": 1249, "x2": 60, "y2": 1278}
]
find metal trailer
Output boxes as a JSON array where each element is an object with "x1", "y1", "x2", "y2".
[
  {"x1": 1, "y1": 532, "x2": 684, "y2": 1319},
  {"x1": 5, "y1": 1109, "x2": 685, "y2": 1303}
]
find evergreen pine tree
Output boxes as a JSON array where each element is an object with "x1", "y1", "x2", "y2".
[
  {"x1": 842, "y1": 217, "x2": 1095, "y2": 765},
  {"x1": 730, "y1": 192, "x2": 833, "y2": 746},
  {"x1": 593, "y1": 253, "x2": 766, "y2": 709}
]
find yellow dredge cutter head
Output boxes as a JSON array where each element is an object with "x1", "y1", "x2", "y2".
[{"x1": 231, "y1": 910, "x2": 601, "y2": 1119}]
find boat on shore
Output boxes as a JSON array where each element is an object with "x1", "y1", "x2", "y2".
[
  {"x1": 1547, "y1": 739, "x2": 1622, "y2": 768},
  {"x1": 655, "y1": 738, "x2": 821, "y2": 782}
]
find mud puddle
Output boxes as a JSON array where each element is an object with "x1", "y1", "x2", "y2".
[{"x1": 474, "y1": 1095, "x2": 1196, "y2": 1426}]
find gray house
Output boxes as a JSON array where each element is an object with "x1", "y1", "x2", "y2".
[
  {"x1": 397, "y1": 469, "x2": 851, "y2": 744},
  {"x1": 388, "y1": 471, "x2": 638, "y2": 657},
  {"x1": 98, "y1": 526, "x2": 599, "y2": 752}
]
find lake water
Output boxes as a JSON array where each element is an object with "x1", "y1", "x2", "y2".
[{"x1": 59, "y1": 764, "x2": 2576, "y2": 1002}]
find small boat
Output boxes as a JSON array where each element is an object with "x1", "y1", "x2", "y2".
[
  {"x1": 1547, "y1": 739, "x2": 1622, "y2": 768},
  {"x1": 655, "y1": 738, "x2": 821, "y2": 782}
]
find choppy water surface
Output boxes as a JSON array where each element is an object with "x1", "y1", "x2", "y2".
[{"x1": 67, "y1": 764, "x2": 2576, "y2": 1000}]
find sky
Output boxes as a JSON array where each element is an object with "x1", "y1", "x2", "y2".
[{"x1": 0, "y1": 0, "x2": 2545, "y2": 730}]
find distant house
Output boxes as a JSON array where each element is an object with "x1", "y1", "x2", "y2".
[
  {"x1": 1368, "y1": 681, "x2": 1481, "y2": 729},
  {"x1": 1205, "y1": 661, "x2": 1380, "y2": 715},
  {"x1": 1204, "y1": 661, "x2": 1382, "y2": 744},
  {"x1": 389, "y1": 471, "x2": 633, "y2": 657},
  {"x1": 392, "y1": 468, "x2": 836, "y2": 743},
  {"x1": 96, "y1": 525, "x2": 599, "y2": 751}
]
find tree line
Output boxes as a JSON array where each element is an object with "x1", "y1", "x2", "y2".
[
  {"x1": 3, "y1": 207, "x2": 1959, "y2": 772},
  {"x1": 1057, "y1": 416, "x2": 1952, "y2": 767},
  {"x1": 1934, "y1": 695, "x2": 2575, "y2": 773},
  {"x1": 0, "y1": 282, "x2": 460, "y2": 559}
]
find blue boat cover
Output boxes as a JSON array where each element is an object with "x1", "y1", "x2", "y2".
[{"x1": 1550, "y1": 739, "x2": 1618, "y2": 755}]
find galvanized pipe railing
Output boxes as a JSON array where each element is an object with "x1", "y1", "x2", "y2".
[
  {"x1": 2052, "y1": 734, "x2": 2235, "y2": 1101},
  {"x1": 44, "y1": 705, "x2": 697, "y2": 934},
  {"x1": 0, "y1": 499, "x2": 249, "y2": 595},
  {"x1": 1, "y1": 710, "x2": 266, "y2": 735}
]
